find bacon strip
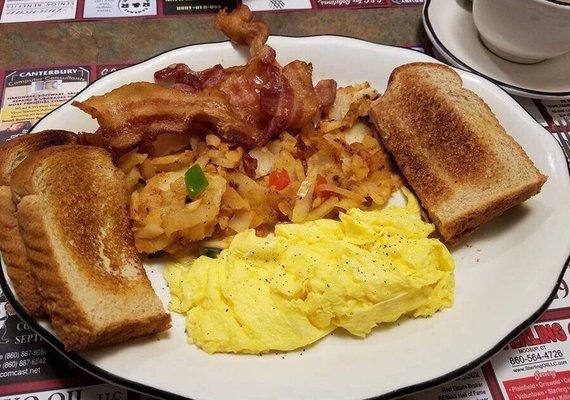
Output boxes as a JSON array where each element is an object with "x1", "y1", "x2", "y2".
[
  {"x1": 153, "y1": 64, "x2": 227, "y2": 93},
  {"x1": 74, "y1": 5, "x2": 337, "y2": 151},
  {"x1": 216, "y1": 5, "x2": 269, "y2": 57},
  {"x1": 73, "y1": 83, "x2": 268, "y2": 149}
]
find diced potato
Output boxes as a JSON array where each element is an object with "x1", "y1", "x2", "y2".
[
  {"x1": 150, "y1": 151, "x2": 194, "y2": 172},
  {"x1": 140, "y1": 159, "x2": 156, "y2": 180},
  {"x1": 250, "y1": 213, "x2": 264, "y2": 229},
  {"x1": 226, "y1": 149, "x2": 242, "y2": 164},
  {"x1": 135, "y1": 234, "x2": 171, "y2": 254},
  {"x1": 150, "y1": 134, "x2": 192, "y2": 157},
  {"x1": 326, "y1": 82, "x2": 378, "y2": 121},
  {"x1": 119, "y1": 149, "x2": 147, "y2": 173},
  {"x1": 136, "y1": 223, "x2": 165, "y2": 239},
  {"x1": 277, "y1": 201, "x2": 292, "y2": 217},
  {"x1": 125, "y1": 167, "x2": 141, "y2": 193},
  {"x1": 221, "y1": 186, "x2": 249, "y2": 211},
  {"x1": 206, "y1": 134, "x2": 221, "y2": 147}
]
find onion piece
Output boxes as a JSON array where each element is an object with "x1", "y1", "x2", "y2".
[
  {"x1": 292, "y1": 175, "x2": 316, "y2": 223},
  {"x1": 248, "y1": 147, "x2": 275, "y2": 178},
  {"x1": 344, "y1": 123, "x2": 368, "y2": 144},
  {"x1": 296, "y1": 177, "x2": 312, "y2": 198},
  {"x1": 228, "y1": 210, "x2": 254, "y2": 233},
  {"x1": 306, "y1": 196, "x2": 339, "y2": 221},
  {"x1": 202, "y1": 237, "x2": 234, "y2": 249},
  {"x1": 319, "y1": 184, "x2": 364, "y2": 201}
]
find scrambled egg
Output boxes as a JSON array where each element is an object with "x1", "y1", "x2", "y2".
[{"x1": 165, "y1": 191, "x2": 454, "y2": 354}]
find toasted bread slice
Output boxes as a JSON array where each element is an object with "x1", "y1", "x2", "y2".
[
  {"x1": 11, "y1": 145, "x2": 170, "y2": 350},
  {"x1": 0, "y1": 130, "x2": 78, "y2": 316},
  {"x1": 0, "y1": 130, "x2": 79, "y2": 186},
  {"x1": 370, "y1": 63, "x2": 547, "y2": 244}
]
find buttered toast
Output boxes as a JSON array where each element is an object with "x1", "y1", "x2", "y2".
[
  {"x1": 10, "y1": 145, "x2": 170, "y2": 350},
  {"x1": 0, "y1": 130, "x2": 78, "y2": 316},
  {"x1": 370, "y1": 63, "x2": 547, "y2": 244}
]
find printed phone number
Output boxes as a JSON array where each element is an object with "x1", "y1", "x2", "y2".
[
  {"x1": 3, "y1": 348, "x2": 48, "y2": 360},
  {"x1": 2, "y1": 358, "x2": 46, "y2": 369},
  {"x1": 509, "y1": 350, "x2": 564, "y2": 365}
]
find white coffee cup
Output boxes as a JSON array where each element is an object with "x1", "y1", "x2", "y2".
[{"x1": 473, "y1": 0, "x2": 570, "y2": 64}]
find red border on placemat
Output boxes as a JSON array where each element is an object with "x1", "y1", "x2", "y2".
[
  {"x1": 482, "y1": 362, "x2": 506, "y2": 400},
  {"x1": 537, "y1": 307, "x2": 570, "y2": 322},
  {"x1": 76, "y1": 0, "x2": 85, "y2": 20},
  {"x1": 312, "y1": 0, "x2": 392, "y2": 11}
]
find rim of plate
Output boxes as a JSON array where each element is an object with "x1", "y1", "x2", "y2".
[
  {"x1": 1, "y1": 35, "x2": 569, "y2": 400},
  {"x1": 422, "y1": 0, "x2": 570, "y2": 99},
  {"x1": 545, "y1": 0, "x2": 570, "y2": 6}
]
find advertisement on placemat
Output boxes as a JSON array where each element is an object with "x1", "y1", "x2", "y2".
[
  {"x1": 163, "y1": 0, "x2": 236, "y2": 15},
  {"x1": 0, "y1": 289, "x2": 102, "y2": 397},
  {"x1": 315, "y1": 0, "x2": 388, "y2": 10},
  {"x1": 314, "y1": 0, "x2": 422, "y2": 9},
  {"x1": 83, "y1": 0, "x2": 158, "y2": 19},
  {"x1": 486, "y1": 316, "x2": 570, "y2": 400},
  {"x1": 408, "y1": 368, "x2": 493, "y2": 400},
  {"x1": 0, "y1": 0, "x2": 77, "y2": 23},
  {"x1": 540, "y1": 99, "x2": 570, "y2": 122},
  {"x1": 0, "y1": 67, "x2": 90, "y2": 142},
  {"x1": 96, "y1": 63, "x2": 133, "y2": 79},
  {"x1": 0, "y1": 384, "x2": 129, "y2": 400}
]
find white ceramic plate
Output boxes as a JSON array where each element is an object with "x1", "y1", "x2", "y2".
[
  {"x1": 423, "y1": 0, "x2": 570, "y2": 100},
  {"x1": 1, "y1": 36, "x2": 569, "y2": 400}
]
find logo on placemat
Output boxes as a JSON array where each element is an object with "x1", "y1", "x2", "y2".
[
  {"x1": 118, "y1": 0, "x2": 151, "y2": 15},
  {"x1": 0, "y1": 292, "x2": 16, "y2": 345}
]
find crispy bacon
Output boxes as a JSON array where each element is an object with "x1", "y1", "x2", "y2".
[
  {"x1": 216, "y1": 5, "x2": 269, "y2": 57},
  {"x1": 73, "y1": 83, "x2": 269, "y2": 149},
  {"x1": 153, "y1": 64, "x2": 227, "y2": 92},
  {"x1": 74, "y1": 5, "x2": 337, "y2": 151},
  {"x1": 315, "y1": 79, "x2": 338, "y2": 109}
]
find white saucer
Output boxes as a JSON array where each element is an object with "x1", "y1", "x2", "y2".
[{"x1": 423, "y1": 0, "x2": 570, "y2": 100}]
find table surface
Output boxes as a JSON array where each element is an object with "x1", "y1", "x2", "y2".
[{"x1": 0, "y1": 8, "x2": 427, "y2": 69}]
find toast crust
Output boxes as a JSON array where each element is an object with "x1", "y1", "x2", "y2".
[
  {"x1": 12, "y1": 145, "x2": 170, "y2": 350},
  {"x1": 370, "y1": 62, "x2": 547, "y2": 243},
  {"x1": 16, "y1": 194, "x2": 94, "y2": 344},
  {"x1": 0, "y1": 186, "x2": 44, "y2": 315},
  {"x1": 0, "y1": 130, "x2": 78, "y2": 316},
  {"x1": 437, "y1": 180, "x2": 543, "y2": 244}
]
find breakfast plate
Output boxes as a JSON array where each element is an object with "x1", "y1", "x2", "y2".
[
  {"x1": 423, "y1": 0, "x2": 570, "y2": 100},
  {"x1": 1, "y1": 36, "x2": 570, "y2": 400}
]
